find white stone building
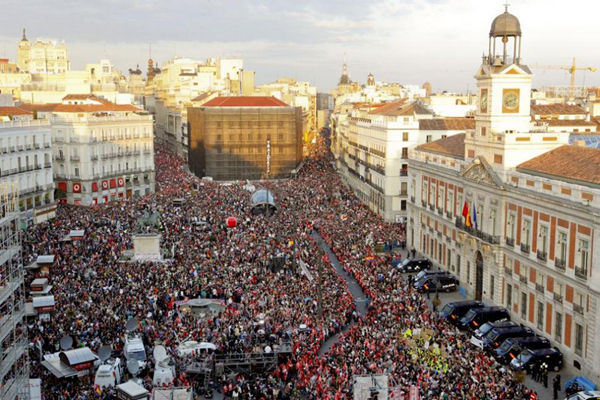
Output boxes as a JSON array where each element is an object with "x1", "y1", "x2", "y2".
[
  {"x1": 0, "y1": 112, "x2": 55, "y2": 223},
  {"x1": 333, "y1": 100, "x2": 435, "y2": 222},
  {"x1": 408, "y1": 8, "x2": 600, "y2": 383},
  {"x1": 28, "y1": 95, "x2": 154, "y2": 205}
]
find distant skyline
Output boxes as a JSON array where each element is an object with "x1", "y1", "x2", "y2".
[{"x1": 1, "y1": 0, "x2": 600, "y2": 93}]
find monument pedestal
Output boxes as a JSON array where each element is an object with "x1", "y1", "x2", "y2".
[{"x1": 132, "y1": 234, "x2": 162, "y2": 261}]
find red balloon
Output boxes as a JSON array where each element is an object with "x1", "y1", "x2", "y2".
[{"x1": 226, "y1": 217, "x2": 237, "y2": 228}]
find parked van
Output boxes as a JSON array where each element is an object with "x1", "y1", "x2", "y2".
[
  {"x1": 457, "y1": 306, "x2": 510, "y2": 331},
  {"x1": 415, "y1": 274, "x2": 459, "y2": 293},
  {"x1": 439, "y1": 301, "x2": 485, "y2": 325},
  {"x1": 482, "y1": 326, "x2": 535, "y2": 352},
  {"x1": 494, "y1": 336, "x2": 551, "y2": 364},
  {"x1": 510, "y1": 347, "x2": 563, "y2": 372},
  {"x1": 470, "y1": 320, "x2": 519, "y2": 349}
]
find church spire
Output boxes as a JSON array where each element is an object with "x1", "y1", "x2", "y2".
[{"x1": 21, "y1": 28, "x2": 27, "y2": 41}]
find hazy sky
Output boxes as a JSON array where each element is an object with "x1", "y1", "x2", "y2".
[{"x1": 1, "y1": 0, "x2": 599, "y2": 92}]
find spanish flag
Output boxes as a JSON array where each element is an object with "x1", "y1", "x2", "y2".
[{"x1": 462, "y1": 201, "x2": 472, "y2": 227}]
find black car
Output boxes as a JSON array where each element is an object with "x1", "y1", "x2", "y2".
[
  {"x1": 397, "y1": 258, "x2": 432, "y2": 273},
  {"x1": 457, "y1": 306, "x2": 510, "y2": 331},
  {"x1": 470, "y1": 320, "x2": 519, "y2": 349},
  {"x1": 494, "y1": 336, "x2": 551, "y2": 364},
  {"x1": 439, "y1": 300, "x2": 485, "y2": 325},
  {"x1": 510, "y1": 347, "x2": 563, "y2": 372},
  {"x1": 414, "y1": 269, "x2": 451, "y2": 282},
  {"x1": 415, "y1": 274, "x2": 459, "y2": 293},
  {"x1": 482, "y1": 325, "x2": 535, "y2": 352}
]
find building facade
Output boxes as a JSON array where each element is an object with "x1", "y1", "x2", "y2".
[
  {"x1": 408, "y1": 9, "x2": 600, "y2": 383},
  {"x1": 187, "y1": 96, "x2": 304, "y2": 181},
  {"x1": 0, "y1": 182, "x2": 29, "y2": 400},
  {"x1": 25, "y1": 95, "x2": 155, "y2": 205},
  {"x1": 0, "y1": 117, "x2": 55, "y2": 223},
  {"x1": 17, "y1": 30, "x2": 70, "y2": 74}
]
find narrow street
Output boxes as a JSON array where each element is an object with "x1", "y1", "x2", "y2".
[{"x1": 311, "y1": 231, "x2": 369, "y2": 356}]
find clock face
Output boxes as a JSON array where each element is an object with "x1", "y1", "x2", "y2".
[
  {"x1": 502, "y1": 89, "x2": 520, "y2": 113},
  {"x1": 480, "y1": 89, "x2": 488, "y2": 113}
]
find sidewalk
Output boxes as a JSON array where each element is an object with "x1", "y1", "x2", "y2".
[{"x1": 424, "y1": 287, "x2": 577, "y2": 400}]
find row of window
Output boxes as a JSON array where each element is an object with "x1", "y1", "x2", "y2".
[
  {"x1": 506, "y1": 211, "x2": 590, "y2": 275},
  {"x1": 506, "y1": 282, "x2": 585, "y2": 356}
]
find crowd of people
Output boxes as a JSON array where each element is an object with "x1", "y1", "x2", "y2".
[{"x1": 21, "y1": 138, "x2": 538, "y2": 399}]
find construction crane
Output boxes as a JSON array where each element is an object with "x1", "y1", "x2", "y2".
[{"x1": 532, "y1": 57, "x2": 598, "y2": 100}]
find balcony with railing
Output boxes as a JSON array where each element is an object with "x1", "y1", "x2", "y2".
[
  {"x1": 410, "y1": 196, "x2": 415, "y2": 203},
  {"x1": 506, "y1": 237, "x2": 514, "y2": 247},
  {"x1": 446, "y1": 211, "x2": 452, "y2": 219},
  {"x1": 400, "y1": 169, "x2": 408, "y2": 176},
  {"x1": 70, "y1": 155, "x2": 80, "y2": 162},
  {"x1": 553, "y1": 293, "x2": 563, "y2": 304},
  {"x1": 455, "y1": 217, "x2": 501, "y2": 245},
  {"x1": 504, "y1": 267, "x2": 512, "y2": 276},
  {"x1": 520, "y1": 243, "x2": 530, "y2": 253},
  {"x1": 429, "y1": 204, "x2": 435, "y2": 212},
  {"x1": 421, "y1": 200, "x2": 427, "y2": 207},
  {"x1": 573, "y1": 304, "x2": 584, "y2": 315},
  {"x1": 574, "y1": 267, "x2": 587, "y2": 280},
  {"x1": 44, "y1": 162, "x2": 52, "y2": 168},
  {"x1": 555, "y1": 258, "x2": 566, "y2": 271},
  {"x1": 437, "y1": 207, "x2": 443, "y2": 215},
  {"x1": 519, "y1": 275, "x2": 528, "y2": 284},
  {"x1": 536, "y1": 250, "x2": 547, "y2": 261},
  {"x1": 535, "y1": 283, "x2": 544, "y2": 293}
]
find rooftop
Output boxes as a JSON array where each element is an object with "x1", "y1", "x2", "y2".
[
  {"x1": 368, "y1": 100, "x2": 432, "y2": 117},
  {"x1": 202, "y1": 96, "x2": 289, "y2": 107},
  {"x1": 416, "y1": 133, "x2": 465, "y2": 159},
  {"x1": 0, "y1": 106, "x2": 32, "y2": 116},
  {"x1": 18, "y1": 99, "x2": 141, "y2": 114},
  {"x1": 517, "y1": 145, "x2": 600, "y2": 186},
  {"x1": 531, "y1": 104, "x2": 587, "y2": 115},
  {"x1": 419, "y1": 117, "x2": 475, "y2": 131}
]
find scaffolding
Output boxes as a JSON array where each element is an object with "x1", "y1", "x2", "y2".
[{"x1": 0, "y1": 181, "x2": 29, "y2": 400}]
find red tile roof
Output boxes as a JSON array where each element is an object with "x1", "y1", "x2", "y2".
[
  {"x1": 62, "y1": 94, "x2": 96, "y2": 100},
  {"x1": 368, "y1": 100, "x2": 432, "y2": 116},
  {"x1": 419, "y1": 118, "x2": 475, "y2": 130},
  {"x1": 544, "y1": 120, "x2": 596, "y2": 127},
  {"x1": 531, "y1": 104, "x2": 587, "y2": 115},
  {"x1": 416, "y1": 133, "x2": 465, "y2": 159},
  {"x1": 517, "y1": 145, "x2": 600, "y2": 186},
  {"x1": 18, "y1": 103, "x2": 60, "y2": 112},
  {"x1": 0, "y1": 106, "x2": 32, "y2": 116},
  {"x1": 18, "y1": 102, "x2": 140, "y2": 113},
  {"x1": 202, "y1": 96, "x2": 289, "y2": 107}
]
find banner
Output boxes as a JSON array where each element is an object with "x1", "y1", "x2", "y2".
[
  {"x1": 72, "y1": 182, "x2": 81, "y2": 193},
  {"x1": 117, "y1": 177, "x2": 125, "y2": 187},
  {"x1": 102, "y1": 180, "x2": 109, "y2": 190},
  {"x1": 91, "y1": 182, "x2": 98, "y2": 192}
]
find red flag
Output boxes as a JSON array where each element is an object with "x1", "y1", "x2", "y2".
[{"x1": 461, "y1": 201, "x2": 471, "y2": 227}]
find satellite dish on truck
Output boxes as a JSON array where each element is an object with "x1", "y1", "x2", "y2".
[
  {"x1": 127, "y1": 359, "x2": 140, "y2": 377},
  {"x1": 59, "y1": 335, "x2": 73, "y2": 351},
  {"x1": 153, "y1": 345, "x2": 167, "y2": 363},
  {"x1": 125, "y1": 318, "x2": 139, "y2": 333},
  {"x1": 98, "y1": 345, "x2": 112, "y2": 362}
]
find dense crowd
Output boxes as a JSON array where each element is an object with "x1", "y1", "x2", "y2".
[{"x1": 22, "y1": 138, "x2": 536, "y2": 399}]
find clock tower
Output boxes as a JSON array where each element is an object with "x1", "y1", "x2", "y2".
[{"x1": 464, "y1": 7, "x2": 556, "y2": 169}]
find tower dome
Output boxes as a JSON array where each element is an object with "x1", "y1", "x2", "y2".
[
  {"x1": 486, "y1": 6, "x2": 523, "y2": 66},
  {"x1": 489, "y1": 8, "x2": 521, "y2": 37}
]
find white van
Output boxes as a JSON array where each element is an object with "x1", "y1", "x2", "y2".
[{"x1": 94, "y1": 358, "x2": 123, "y2": 389}]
